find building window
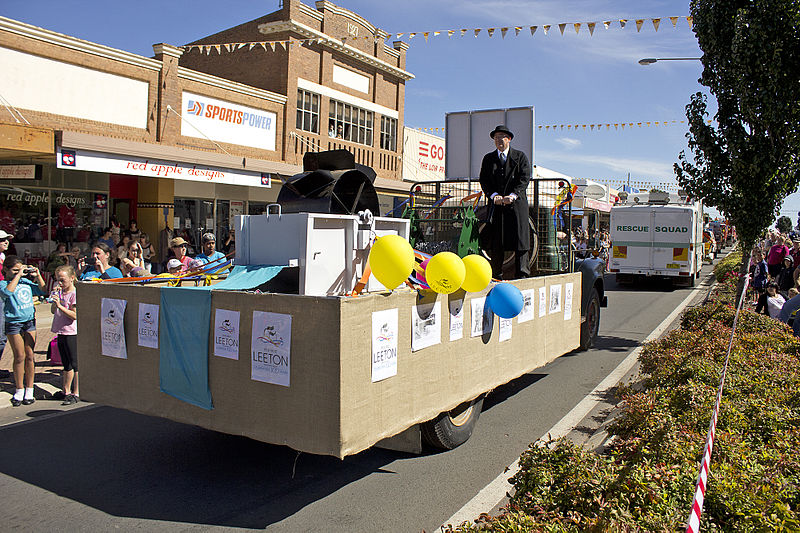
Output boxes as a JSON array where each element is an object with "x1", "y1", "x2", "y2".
[
  {"x1": 296, "y1": 89, "x2": 320, "y2": 134},
  {"x1": 380, "y1": 116, "x2": 397, "y2": 151},
  {"x1": 328, "y1": 100, "x2": 373, "y2": 146}
]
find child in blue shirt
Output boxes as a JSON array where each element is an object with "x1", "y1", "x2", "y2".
[{"x1": 0, "y1": 255, "x2": 46, "y2": 406}]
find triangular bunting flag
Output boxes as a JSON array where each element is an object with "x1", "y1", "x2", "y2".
[
  {"x1": 646, "y1": 122, "x2": 651, "y2": 126},
  {"x1": 249, "y1": 43, "x2": 256, "y2": 50},
  {"x1": 614, "y1": 124, "x2": 619, "y2": 129},
  {"x1": 474, "y1": 29, "x2": 481, "y2": 37},
  {"x1": 237, "y1": 43, "x2": 246, "y2": 50},
  {"x1": 396, "y1": 33, "x2": 404, "y2": 39},
  {"x1": 434, "y1": 31, "x2": 441, "y2": 37},
  {"x1": 621, "y1": 124, "x2": 626, "y2": 129},
  {"x1": 448, "y1": 30, "x2": 455, "y2": 37},
  {"x1": 590, "y1": 124, "x2": 595, "y2": 130},
  {"x1": 461, "y1": 29, "x2": 467, "y2": 37},
  {"x1": 423, "y1": 32, "x2": 429, "y2": 42},
  {"x1": 567, "y1": 125, "x2": 572, "y2": 130},
  {"x1": 487, "y1": 28, "x2": 495, "y2": 37},
  {"x1": 409, "y1": 32, "x2": 417, "y2": 39},
  {"x1": 582, "y1": 125, "x2": 586, "y2": 130},
  {"x1": 603, "y1": 21, "x2": 611, "y2": 29},
  {"x1": 588, "y1": 22, "x2": 596, "y2": 35},
  {"x1": 636, "y1": 19, "x2": 644, "y2": 32},
  {"x1": 687, "y1": 16, "x2": 694, "y2": 26},
  {"x1": 225, "y1": 44, "x2": 231, "y2": 52},
  {"x1": 269, "y1": 42, "x2": 276, "y2": 51},
  {"x1": 500, "y1": 27, "x2": 508, "y2": 38},
  {"x1": 279, "y1": 41, "x2": 286, "y2": 50},
  {"x1": 543, "y1": 25, "x2": 551, "y2": 35},
  {"x1": 514, "y1": 26, "x2": 522, "y2": 36},
  {"x1": 213, "y1": 45, "x2": 219, "y2": 54},
  {"x1": 652, "y1": 18, "x2": 661, "y2": 31},
  {"x1": 669, "y1": 16, "x2": 679, "y2": 27},
  {"x1": 530, "y1": 26, "x2": 538, "y2": 36},
  {"x1": 619, "y1": 19, "x2": 627, "y2": 28},
  {"x1": 558, "y1": 23, "x2": 567, "y2": 35},
  {"x1": 574, "y1": 23, "x2": 581, "y2": 34}
]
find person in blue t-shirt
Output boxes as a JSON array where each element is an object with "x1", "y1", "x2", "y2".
[
  {"x1": 0, "y1": 255, "x2": 46, "y2": 406},
  {"x1": 194, "y1": 232, "x2": 228, "y2": 274},
  {"x1": 78, "y1": 243, "x2": 123, "y2": 281}
]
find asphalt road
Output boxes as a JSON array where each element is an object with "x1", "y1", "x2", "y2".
[{"x1": 0, "y1": 257, "x2": 719, "y2": 532}]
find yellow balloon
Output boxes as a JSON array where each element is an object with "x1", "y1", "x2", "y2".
[
  {"x1": 368, "y1": 234, "x2": 414, "y2": 290},
  {"x1": 461, "y1": 254, "x2": 492, "y2": 292},
  {"x1": 425, "y1": 252, "x2": 466, "y2": 294}
]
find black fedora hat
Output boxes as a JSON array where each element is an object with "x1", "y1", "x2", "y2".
[{"x1": 490, "y1": 124, "x2": 514, "y2": 139}]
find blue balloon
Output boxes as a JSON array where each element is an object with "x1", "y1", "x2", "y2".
[{"x1": 486, "y1": 283, "x2": 524, "y2": 319}]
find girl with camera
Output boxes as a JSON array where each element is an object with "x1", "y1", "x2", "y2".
[{"x1": 0, "y1": 256, "x2": 47, "y2": 406}]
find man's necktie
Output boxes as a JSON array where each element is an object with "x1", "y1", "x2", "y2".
[{"x1": 499, "y1": 153, "x2": 506, "y2": 165}]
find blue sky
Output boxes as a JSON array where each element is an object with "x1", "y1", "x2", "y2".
[{"x1": 3, "y1": 0, "x2": 798, "y2": 223}]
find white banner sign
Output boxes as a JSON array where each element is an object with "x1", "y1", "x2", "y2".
[
  {"x1": 449, "y1": 298, "x2": 464, "y2": 341},
  {"x1": 372, "y1": 308, "x2": 398, "y2": 383},
  {"x1": 251, "y1": 311, "x2": 291, "y2": 387},
  {"x1": 101, "y1": 298, "x2": 127, "y2": 359},
  {"x1": 412, "y1": 300, "x2": 441, "y2": 352},
  {"x1": 564, "y1": 283, "x2": 574, "y2": 321},
  {"x1": 538, "y1": 287, "x2": 547, "y2": 318},
  {"x1": 549, "y1": 284, "x2": 563, "y2": 314},
  {"x1": 470, "y1": 297, "x2": 493, "y2": 337},
  {"x1": 518, "y1": 289, "x2": 535, "y2": 323},
  {"x1": 214, "y1": 309, "x2": 240, "y2": 359},
  {"x1": 499, "y1": 317, "x2": 512, "y2": 342},
  {"x1": 137, "y1": 303, "x2": 159, "y2": 349},
  {"x1": 181, "y1": 92, "x2": 277, "y2": 152},
  {"x1": 57, "y1": 147, "x2": 271, "y2": 188}
]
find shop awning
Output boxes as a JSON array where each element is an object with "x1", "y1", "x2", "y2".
[{"x1": 0, "y1": 123, "x2": 54, "y2": 160}]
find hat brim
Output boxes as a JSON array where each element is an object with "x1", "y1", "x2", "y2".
[{"x1": 490, "y1": 127, "x2": 514, "y2": 139}]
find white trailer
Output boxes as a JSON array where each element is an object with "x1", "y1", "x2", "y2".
[{"x1": 609, "y1": 196, "x2": 704, "y2": 286}]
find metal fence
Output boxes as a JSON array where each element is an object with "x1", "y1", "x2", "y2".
[{"x1": 404, "y1": 179, "x2": 574, "y2": 276}]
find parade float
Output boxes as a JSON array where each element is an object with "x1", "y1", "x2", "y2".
[{"x1": 78, "y1": 150, "x2": 605, "y2": 458}]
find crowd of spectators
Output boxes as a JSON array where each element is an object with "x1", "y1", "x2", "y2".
[{"x1": 750, "y1": 228, "x2": 800, "y2": 336}]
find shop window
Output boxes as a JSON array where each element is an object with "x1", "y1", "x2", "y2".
[
  {"x1": 380, "y1": 116, "x2": 397, "y2": 151},
  {"x1": 328, "y1": 100, "x2": 373, "y2": 146},
  {"x1": 173, "y1": 198, "x2": 214, "y2": 256},
  {"x1": 296, "y1": 89, "x2": 320, "y2": 134}
]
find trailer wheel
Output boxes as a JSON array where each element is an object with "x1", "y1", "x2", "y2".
[
  {"x1": 579, "y1": 288, "x2": 600, "y2": 350},
  {"x1": 421, "y1": 395, "x2": 484, "y2": 450}
]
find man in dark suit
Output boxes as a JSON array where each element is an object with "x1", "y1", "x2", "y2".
[{"x1": 479, "y1": 124, "x2": 531, "y2": 279}]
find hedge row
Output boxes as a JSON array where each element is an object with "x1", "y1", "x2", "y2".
[{"x1": 446, "y1": 274, "x2": 800, "y2": 531}]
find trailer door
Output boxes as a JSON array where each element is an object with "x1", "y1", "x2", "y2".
[
  {"x1": 611, "y1": 206, "x2": 654, "y2": 273},
  {"x1": 652, "y1": 207, "x2": 693, "y2": 276}
]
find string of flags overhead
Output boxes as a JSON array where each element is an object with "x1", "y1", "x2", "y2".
[
  {"x1": 181, "y1": 15, "x2": 693, "y2": 54},
  {"x1": 417, "y1": 119, "x2": 713, "y2": 134}
]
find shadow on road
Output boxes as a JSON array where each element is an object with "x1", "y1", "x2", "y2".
[{"x1": 0, "y1": 406, "x2": 405, "y2": 528}]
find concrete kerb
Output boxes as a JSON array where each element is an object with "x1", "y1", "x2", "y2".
[{"x1": 0, "y1": 302, "x2": 64, "y2": 408}]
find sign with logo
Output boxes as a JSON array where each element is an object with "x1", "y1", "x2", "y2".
[
  {"x1": 371, "y1": 308, "x2": 398, "y2": 383},
  {"x1": 449, "y1": 298, "x2": 464, "y2": 341},
  {"x1": 56, "y1": 147, "x2": 271, "y2": 188},
  {"x1": 402, "y1": 129, "x2": 446, "y2": 182},
  {"x1": 564, "y1": 283, "x2": 573, "y2": 321},
  {"x1": 538, "y1": 287, "x2": 547, "y2": 318},
  {"x1": 182, "y1": 92, "x2": 277, "y2": 152},
  {"x1": 470, "y1": 297, "x2": 493, "y2": 337},
  {"x1": 137, "y1": 303, "x2": 159, "y2": 349},
  {"x1": 499, "y1": 317, "x2": 512, "y2": 342},
  {"x1": 549, "y1": 284, "x2": 562, "y2": 315},
  {"x1": 251, "y1": 311, "x2": 291, "y2": 386},
  {"x1": 518, "y1": 289, "x2": 535, "y2": 323},
  {"x1": 214, "y1": 308, "x2": 240, "y2": 359},
  {"x1": 101, "y1": 298, "x2": 127, "y2": 359},
  {"x1": 412, "y1": 300, "x2": 441, "y2": 352},
  {"x1": 0, "y1": 165, "x2": 41, "y2": 180}
]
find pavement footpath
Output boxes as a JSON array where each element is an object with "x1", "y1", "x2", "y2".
[{"x1": 0, "y1": 301, "x2": 65, "y2": 408}]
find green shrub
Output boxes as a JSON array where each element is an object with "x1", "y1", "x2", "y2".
[
  {"x1": 713, "y1": 248, "x2": 742, "y2": 282},
  {"x1": 447, "y1": 301, "x2": 800, "y2": 532}
]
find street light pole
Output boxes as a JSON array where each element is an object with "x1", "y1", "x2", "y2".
[{"x1": 638, "y1": 57, "x2": 702, "y2": 65}]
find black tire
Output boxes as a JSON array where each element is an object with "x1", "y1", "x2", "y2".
[
  {"x1": 579, "y1": 288, "x2": 600, "y2": 351},
  {"x1": 421, "y1": 395, "x2": 484, "y2": 450}
]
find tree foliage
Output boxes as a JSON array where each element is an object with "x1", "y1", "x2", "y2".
[
  {"x1": 776, "y1": 215, "x2": 793, "y2": 234},
  {"x1": 675, "y1": 0, "x2": 800, "y2": 258}
]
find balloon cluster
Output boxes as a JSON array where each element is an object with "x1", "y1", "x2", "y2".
[{"x1": 368, "y1": 235, "x2": 525, "y2": 318}]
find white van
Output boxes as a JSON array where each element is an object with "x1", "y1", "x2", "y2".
[{"x1": 610, "y1": 198, "x2": 704, "y2": 286}]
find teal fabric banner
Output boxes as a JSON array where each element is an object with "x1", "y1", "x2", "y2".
[
  {"x1": 210, "y1": 265, "x2": 285, "y2": 291},
  {"x1": 159, "y1": 287, "x2": 213, "y2": 410}
]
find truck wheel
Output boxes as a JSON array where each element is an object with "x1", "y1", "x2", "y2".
[
  {"x1": 421, "y1": 395, "x2": 484, "y2": 450},
  {"x1": 579, "y1": 288, "x2": 600, "y2": 350}
]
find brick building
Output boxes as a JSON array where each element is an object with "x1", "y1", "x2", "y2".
[{"x1": 0, "y1": 0, "x2": 411, "y2": 272}]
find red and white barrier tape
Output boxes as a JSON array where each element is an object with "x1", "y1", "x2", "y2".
[{"x1": 686, "y1": 275, "x2": 749, "y2": 532}]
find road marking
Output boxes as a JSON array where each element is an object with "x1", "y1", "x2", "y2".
[{"x1": 437, "y1": 270, "x2": 715, "y2": 532}]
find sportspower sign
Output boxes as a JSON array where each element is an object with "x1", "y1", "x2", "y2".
[{"x1": 181, "y1": 92, "x2": 277, "y2": 152}]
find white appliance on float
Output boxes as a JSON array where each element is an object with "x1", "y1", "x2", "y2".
[{"x1": 235, "y1": 205, "x2": 410, "y2": 296}]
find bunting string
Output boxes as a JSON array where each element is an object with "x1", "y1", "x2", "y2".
[
  {"x1": 416, "y1": 119, "x2": 712, "y2": 134},
  {"x1": 182, "y1": 15, "x2": 692, "y2": 53}
]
